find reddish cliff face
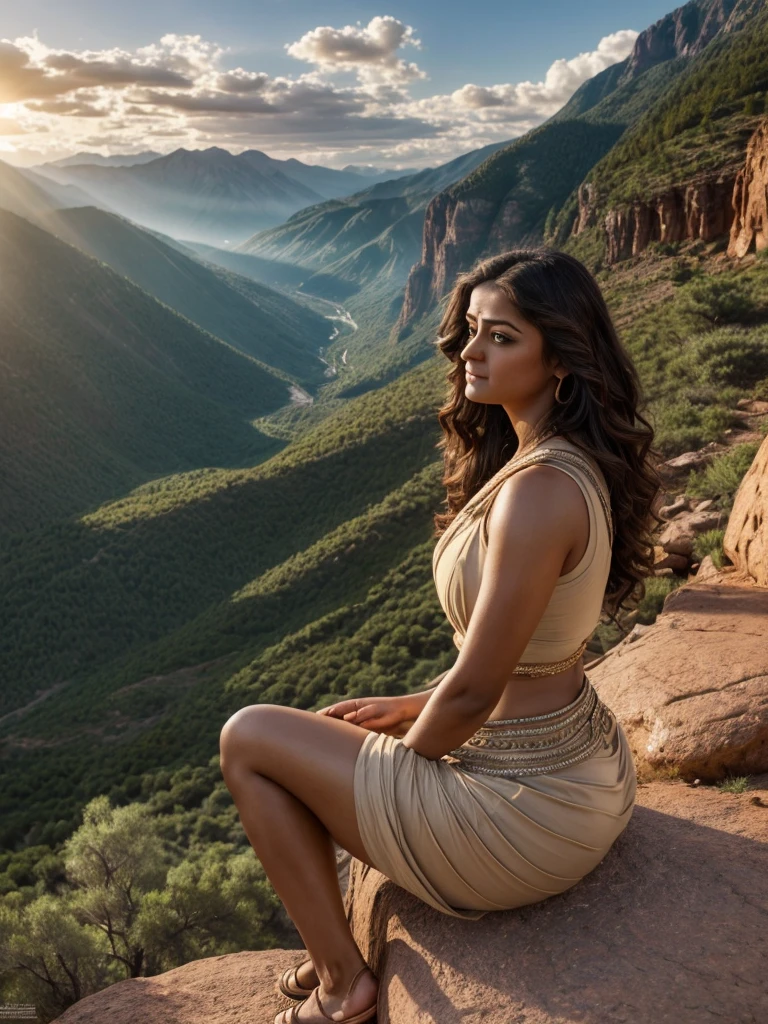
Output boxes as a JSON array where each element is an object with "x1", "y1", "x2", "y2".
[
  {"x1": 575, "y1": 175, "x2": 738, "y2": 264},
  {"x1": 396, "y1": 194, "x2": 497, "y2": 332},
  {"x1": 728, "y1": 117, "x2": 768, "y2": 257}
]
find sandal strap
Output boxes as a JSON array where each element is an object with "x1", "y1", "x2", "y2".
[{"x1": 287, "y1": 965, "x2": 373, "y2": 1023}]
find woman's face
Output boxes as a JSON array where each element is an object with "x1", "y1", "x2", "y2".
[{"x1": 459, "y1": 280, "x2": 564, "y2": 420}]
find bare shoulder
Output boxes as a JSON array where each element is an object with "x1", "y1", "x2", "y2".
[{"x1": 486, "y1": 463, "x2": 586, "y2": 542}]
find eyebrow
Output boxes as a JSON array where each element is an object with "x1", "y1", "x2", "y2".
[{"x1": 466, "y1": 312, "x2": 523, "y2": 335}]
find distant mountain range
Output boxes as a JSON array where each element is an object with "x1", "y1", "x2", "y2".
[
  {"x1": 25, "y1": 147, "x2": 421, "y2": 246},
  {"x1": 46, "y1": 150, "x2": 166, "y2": 168},
  {"x1": 227, "y1": 138, "x2": 515, "y2": 298}
]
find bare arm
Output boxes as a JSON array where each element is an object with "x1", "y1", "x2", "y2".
[
  {"x1": 400, "y1": 465, "x2": 579, "y2": 760},
  {"x1": 314, "y1": 669, "x2": 452, "y2": 735},
  {"x1": 401, "y1": 669, "x2": 451, "y2": 715}
]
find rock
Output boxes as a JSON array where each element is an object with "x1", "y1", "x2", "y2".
[
  {"x1": 51, "y1": 948, "x2": 304, "y2": 1024},
  {"x1": 728, "y1": 116, "x2": 768, "y2": 258},
  {"x1": 658, "y1": 496, "x2": 689, "y2": 518},
  {"x1": 395, "y1": 193, "x2": 496, "y2": 332},
  {"x1": 692, "y1": 498, "x2": 715, "y2": 512},
  {"x1": 51, "y1": 778, "x2": 768, "y2": 1024},
  {"x1": 342, "y1": 778, "x2": 768, "y2": 1024},
  {"x1": 622, "y1": 0, "x2": 746, "y2": 81},
  {"x1": 602, "y1": 176, "x2": 737, "y2": 265},
  {"x1": 690, "y1": 552, "x2": 721, "y2": 582},
  {"x1": 589, "y1": 581, "x2": 768, "y2": 781},
  {"x1": 657, "y1": 507, "x2": 726, "y2": 557},
  {"x1": 652, "y1": 546, "x2": 689, "y2": 573},
  {"x1": 662, "y1": 444, "x2": 722, "y2": 472},
  {"x1": 723, "y1": 432, "x2": 768, "y2": 585}
]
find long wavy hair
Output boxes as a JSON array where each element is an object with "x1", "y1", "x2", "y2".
[{"x1": 432, "y1": 246, "x2": 665, "y2": 628}]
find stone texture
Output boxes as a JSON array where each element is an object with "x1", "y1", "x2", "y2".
[
  {"x1": 589, "y1": 581, "x2": 768, "y2": 781},
  {"x1": 728, "y1": 116, "x2": 768, "y2": 258},
  {"x1": 657, "y1": 506, "x2": 726, "y2": 558},
  {"x1": 50, "y1": 948, "x2": 302, "y2": 1024},
  {"x1": 723, "y1": 431, "x2": 768, "y2": 585},
  {"x1": 342, "y1": 777, "x2": 768, "y2": 1024},
  {"x1": 600, "y1": 177, "x2": 737, "y2": 265}
]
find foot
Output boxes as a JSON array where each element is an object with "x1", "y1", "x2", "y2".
[
  {"x1": 275, "y1": 966, "x2": 378, "y2": 1023},
  {"x1": 294, "y1": 958, "x2": 319, "y2": 991}
]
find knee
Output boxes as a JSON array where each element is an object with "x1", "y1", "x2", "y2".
[{"x1": 219, "y1": 704, "x2": 274, "y2": 779}]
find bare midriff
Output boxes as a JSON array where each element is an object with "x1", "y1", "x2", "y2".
[{"x1": 484, "y1": 660, "x2": 587, "y2": 721}]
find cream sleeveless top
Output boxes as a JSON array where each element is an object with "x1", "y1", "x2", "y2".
[{"x1": 431, "y1": 436, "x2": 614, "y2": 676}]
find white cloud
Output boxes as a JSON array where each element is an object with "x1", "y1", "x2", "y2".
[
  {"x1": 285, "y1": 15, "x2": 425, "y2": 86},
  {"x1": 448, "y1": 29, "x2": 639, "y2": 118},
  {"x1": 0, "y1": 23, "x2": 639, "y2": 168}
]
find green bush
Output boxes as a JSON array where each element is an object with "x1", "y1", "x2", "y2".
[
  {"x1": 677, "y1": 277, "x2": 757, "y2": 326},
  {"x1": 692, "y1": 528, "x2": 726, "y2": 567},
  {"x1": 686, "y1": 442, "x2": 761, "y2": 511},
  {"x1": 689, "y1": 326, "x2": 768, "y2": 388}
]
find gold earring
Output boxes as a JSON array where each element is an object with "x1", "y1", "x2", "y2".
[{"x1": 554, "y1": 375, "x2": 573, "y2": 404}]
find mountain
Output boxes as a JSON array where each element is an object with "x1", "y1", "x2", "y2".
[
  {"x1": 31, "y1": 146, "x2": 327, "y2": 246},
  {"x1": 235, "y1": 150, "x2": 410, "y2": 198},
  {"x1": 47, "y1": 150, "x2": 165, "y2": 168},
  {"x1": 0, "y1": 158, "x2": 69, "y2": 226},
  {"x1": 29, "y1": 146, "x2": 420, "y2": 247},
  {"x1": 38, "y1": 204, "x2": 330, "y2": 385},
  {"x1": 395, "y1": 0, "x2": 768, "y2": 334},
  {"x1": 13, "y1": 165, "x2": 109, "y2": 212},
  {"x1": 0, "y1": 208, "x2": 309, "y2": 535},
  {"x1": 565, "y1": 1, "x2": 768, "y2": 264},
  {"x1": 0, "y1": 351, "x2": 448, "y2": 844},
  {"x1": 231, "y1": 139, "x2": 515, "y2": 298},
  {"x1": 172, "y1": 240, "x2": 309, "y2": 291},
  {"x1": 341, "y1": 163, "x2": 418, "y2": 178}
]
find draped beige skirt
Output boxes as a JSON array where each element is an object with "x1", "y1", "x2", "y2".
[{"x1": 352, "y1": 674, "x2": 636, "y2": 920}]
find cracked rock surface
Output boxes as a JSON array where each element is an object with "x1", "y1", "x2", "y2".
[{"x1": 590, "y1": 581, "x2": 768, "y2": 780}]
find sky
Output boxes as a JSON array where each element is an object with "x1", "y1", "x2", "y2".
[{"x1": 0, "y1": 1, "x2": 675, "y2": 170}]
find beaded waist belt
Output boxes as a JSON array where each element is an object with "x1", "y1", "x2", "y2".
[{"x1": 444, "y1": 676, "x2": 614, "y2": 778}]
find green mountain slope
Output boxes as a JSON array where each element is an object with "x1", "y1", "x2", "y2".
[
  {"x1": 39, "y1": 205, "x2": 331, "y2": 385},
  {"x1": 232, "y1": 140, "x2": 514, "y2": 297},
  {"x1": 0, "y1": 209, "x2": 298, "y2": 534},
  {"x1": 396, "y1": 0, "x2": 768, "y2": 330},
  {"x1": 576, "y1": 6, "x2": 768, "y2": 208}
]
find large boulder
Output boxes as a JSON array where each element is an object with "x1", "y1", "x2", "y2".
[
  {"x1": 589, "y1": 580, "x2": 768, "y2": 781},
  {"x1": 723, "y1": 432, "x2": 768, "y2": 585},
  {"x1": 344, "y1": 777, "x2": 768, "y2": 1024}
]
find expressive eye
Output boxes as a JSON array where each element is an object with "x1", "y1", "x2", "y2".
[{"x1": 465, "y1": 322, "x2": 512, "y2": 344}]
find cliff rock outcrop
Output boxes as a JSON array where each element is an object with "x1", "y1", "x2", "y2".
[
  {"x1": 576, "y1": 174, "x2": 737, "y2": 264},
  {"x1": 727, "y1": 116, "x2": 768, "y2": 257},
  {"x1": 620, "y1": 0, "x2": 740, "y2": 83},
  {"x1": 397, "y1": 194, "x2": 497, "y2": 330},
  {"x1": 723, "y1": 424, "x2": 768, "y2": 580}
]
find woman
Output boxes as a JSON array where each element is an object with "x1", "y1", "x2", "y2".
[{"x1": 219, "y1": 247, "x2": 664, "y2": 1024}]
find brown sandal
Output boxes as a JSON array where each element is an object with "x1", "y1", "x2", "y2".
[
  {"x1": 277, "y1": 957, "x2": 317, "y2": 999},
  {"x1": 274, "y1": 965, "x2": 377, "y2": 1024}
]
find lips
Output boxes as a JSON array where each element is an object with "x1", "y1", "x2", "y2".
[{"x1": 466, "y1": 369, "x2": 486, "y2": 380}]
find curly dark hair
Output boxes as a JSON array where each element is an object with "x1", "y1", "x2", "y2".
[{"x1": 431, "y1": 246, "x2": 665, "y2": 629}]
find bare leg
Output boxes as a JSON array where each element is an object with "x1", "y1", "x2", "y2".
[{"x1": 220, "y1": 706, "x2": 382, "y2": 1021}]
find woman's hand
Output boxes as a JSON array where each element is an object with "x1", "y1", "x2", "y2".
[{"x1": 316, "y1": 694, "x2": 418, "y2": 737}]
